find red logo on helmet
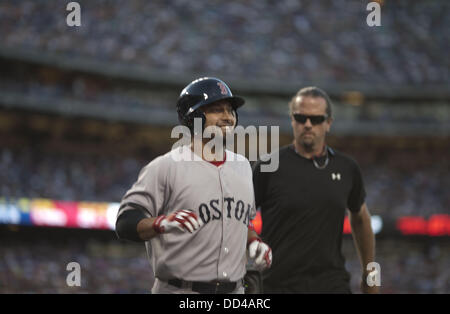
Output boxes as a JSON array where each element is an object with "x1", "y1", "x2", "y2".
[{"x1": 217, "y1": 82, "x2": 228, "y2": 95}]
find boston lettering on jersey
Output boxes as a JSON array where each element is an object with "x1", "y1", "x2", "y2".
[{"x1": 196, "y1": 197, "x2": 252, "y2": 226}]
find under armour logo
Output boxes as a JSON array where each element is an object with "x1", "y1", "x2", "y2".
[{"x1": 331, "y1": 173, "x2": 341, "y2": 180}]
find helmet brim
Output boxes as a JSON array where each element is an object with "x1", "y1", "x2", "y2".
[
  {"x1": 227, "y1": 95, "x2": 245, "y2": 110},
  {"x1": 188, "y1": 95, "x2": 245, "y2": 114}
]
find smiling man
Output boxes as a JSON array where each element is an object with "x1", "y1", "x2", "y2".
[
  {"x1": 197, "y1": 99, "x2": 236, "y2": 158},
  {"x1": 253, "y1": 87, "x2": 378, "y2": 294},
  {"x1": 115, "y1": 77, "x2": 271, "y2": 294}
]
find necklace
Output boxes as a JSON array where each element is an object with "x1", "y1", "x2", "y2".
[
  {"x1": 313, "y1": 152, "x2": 329, "y2": 169},
  {"x1": 294, "y1": 145, "x2": 329, "y2": 170}
]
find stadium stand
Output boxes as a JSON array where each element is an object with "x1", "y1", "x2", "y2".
[
  {"x1": 0, "y1": 0, "x2": 448, "y2": 85},
  {"x1": 0, "y1": 142, "x2": 449, "y2": 220},
  {"x1": 1, "y1": 226, "x2": 448, "y2": 293}
]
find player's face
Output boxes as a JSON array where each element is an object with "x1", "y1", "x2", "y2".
[
  {"x1": 291, "y1": 96, "x2": 332, "y2": 150},
  {"x1": 201, "y1": 100, "x2": 236, "y2": 138}
]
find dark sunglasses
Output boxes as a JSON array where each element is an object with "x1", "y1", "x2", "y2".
[{"x1": 292, "y1": 114, "x2": 328, "y2": 125}]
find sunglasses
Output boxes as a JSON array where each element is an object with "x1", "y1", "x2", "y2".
[{"x1": 292, "y1": 114, "x2": 328, "y2": 125}]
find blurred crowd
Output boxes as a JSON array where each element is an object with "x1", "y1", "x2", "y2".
[
  {"x1": 342, "y1": 238, "x2": 450, "y2": 293},
  {"x1": 0, "y1": 74, "x2": 168, "y2": 113},
  {"x1": 1, "y1": 73, "x2": 447, "y2": 125},
  {"x1": 362, "y1": 152, "x2": 450, "y2": 219},
  {"x1": 0, "y1": 231, "x2": 154, "y2": 293},
  {"x1": 0, "y1": 229, "x2": 448, "y2": 293},
  {"x1": 1, "y1": 0, "x2": 448, "y2": 85},
  {"x1": 0, "y1": 145, "x2": 448, "y2": 220},
  {"x1": 0, "y1": 147, "x2": 148, "y2": 204}
]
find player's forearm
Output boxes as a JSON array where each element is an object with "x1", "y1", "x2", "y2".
[
  {"x1": 116, "y1": 209, "x2": 158, "y2": 242},
  {"x1": 137, "y1": 217, "x2": 159, "y2": 241},
  {"x1": 247, "y1": 228, "x2": 260, "y2": 244},
  {"x1": 349, "y1": 209, "x2": 376, "y2": 273}
]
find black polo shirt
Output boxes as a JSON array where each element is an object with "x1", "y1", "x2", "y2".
[{"x1": 253, "y1": 144, "x2": 366, "y2": 293}]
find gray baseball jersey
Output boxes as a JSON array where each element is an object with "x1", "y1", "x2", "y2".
[{"x1": 118, "y1": 145, "x2": 256, "y2": 284}]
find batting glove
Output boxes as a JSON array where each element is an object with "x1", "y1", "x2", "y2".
[
  {"x1": 248, "y1": 237, "x2": 272, "y2": 270},
  {"x1": 152, "y1": 209, "x2": 203, "y2": 234}
]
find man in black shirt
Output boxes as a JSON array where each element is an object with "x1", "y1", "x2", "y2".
[{"x1": 253, "y1": 87, "x2": 378, "y2": 293}]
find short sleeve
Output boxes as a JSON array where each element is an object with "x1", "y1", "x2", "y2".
[
  {"x1": 118, "y1": 156, "x2": 168, "y2": 218},
  {"x1": 347, "y1": 160, "x2": 366, "y2": 213}
]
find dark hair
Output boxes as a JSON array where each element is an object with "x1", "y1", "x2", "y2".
[{"x1": 289, "y1": 86, "x2": 333, "y2": 118}]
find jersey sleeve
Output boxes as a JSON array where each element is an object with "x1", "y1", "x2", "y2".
[
  {"x1": 118, "y1": 156, "x2": 168, "y2": 219},
  {"x1": 347, "y1": 160, "x2": 366, "y2": 213}
]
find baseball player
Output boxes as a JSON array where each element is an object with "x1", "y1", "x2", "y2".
[{"x1": 115, "y1": 77, "x2": 272, "y2": 294}]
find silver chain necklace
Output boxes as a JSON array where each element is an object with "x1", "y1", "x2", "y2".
[
  {"x1": 313, "y1": 152, "x2": 329, "y2": 169},
  {"x1": 294, "y1": 146, "x2": 329, "y2": 170}
]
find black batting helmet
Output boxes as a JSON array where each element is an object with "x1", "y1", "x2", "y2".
[{"x1": 176, "y1": 77, "x2": 245, "y2": 129}]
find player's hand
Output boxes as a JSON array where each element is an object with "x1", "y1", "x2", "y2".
[
  {"x1": 247, "y1": 237, "x2": 272, "y2": 270},
  {"x1": 153, "y1": 209, "x2": 203, "y2": 234}
]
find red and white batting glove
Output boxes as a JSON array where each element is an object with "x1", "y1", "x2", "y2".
[
  {"x1": 248, "y1": 237, "x2": 272, "y2": 270},
  {"x1": 152, "y1": 209, "x2": 203, "y2": 234}
]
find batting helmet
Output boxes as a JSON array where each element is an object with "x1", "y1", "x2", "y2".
[{"x1": 176, "y1": 77, "x2": 245, "y2": 129}]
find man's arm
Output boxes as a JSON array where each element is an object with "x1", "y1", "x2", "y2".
[
  {"x1": 136, "y1": 217, "x2": 159, "y2": 240},
  {"x1": 116, "y1": 209, "x2": 202, "y2": 242},
  {"x1": 348, "y1": 203, "x2": 379, "y2": 293},
  {"x1": 116, "y1": 208, "x2": 159, "y2": 242},
  {"x1": 247, "y1": 228, "x2": 259, "y2": 243}
]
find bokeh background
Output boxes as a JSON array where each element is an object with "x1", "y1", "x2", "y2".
[{"x1": 0, "y1": 0, "x2": 449, "y2": 293}]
